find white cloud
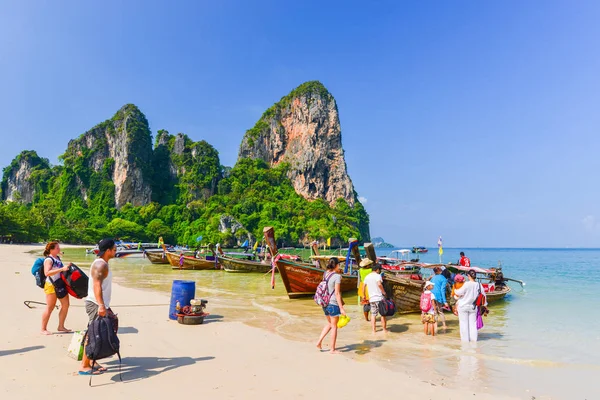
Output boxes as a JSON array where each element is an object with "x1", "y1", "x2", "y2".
[{"x1": 358, "y1": 196, "x2": 368, "y2": 204}]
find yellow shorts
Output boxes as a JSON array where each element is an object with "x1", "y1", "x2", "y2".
[{"x1": 43, "y1": 280, "x2": 55, "y2": 295}]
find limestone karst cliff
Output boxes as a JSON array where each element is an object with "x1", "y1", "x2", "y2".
[
  {"x1": 61, "y1": 104, "x2": 154, "y2": 208},
  {"x1": 1, "y1": 150, "x2": 52, "y2": 204},
  {"x1": 238, "y1": 81, "x2": 356, "y2": 208}
]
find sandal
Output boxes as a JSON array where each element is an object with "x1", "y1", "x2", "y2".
[{"x1": 78, "y1": 369, "x2": 103, "y2": 376}]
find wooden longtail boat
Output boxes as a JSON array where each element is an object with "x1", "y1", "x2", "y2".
[
  {"x1": 383, "y1": 274, "x2": 425, "y2": 314},
  {"x1": 219, "y1": 255, "x2": 272, "y2": 273},
  {"x1": 144, "y1": 251, "x2": 169, "y2": 264},
  {"x1": 165, "y1": 251, "x2": 219, "y2": 270},
  {"x1": 275, "y1": 257, "x2": 358, "y2": 299},
  {"x1": 483, "y1": 285, "x2": 511, "y2": 302}
]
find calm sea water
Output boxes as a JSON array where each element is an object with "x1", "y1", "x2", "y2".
[{"x1": 61, "y1": 247, "x2": 599, "y2": 399}]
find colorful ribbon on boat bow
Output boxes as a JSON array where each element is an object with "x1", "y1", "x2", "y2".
[
  {"x1": 271, "y1": 254, "x2": 282, "y2": 289},
  {"x1": 345, "y1": 240, "x2": 359, "y2": 274}
]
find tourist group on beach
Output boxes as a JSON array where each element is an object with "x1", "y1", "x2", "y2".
[
  {"x1": 316, "y1": 251, "x2": 487, "y2": 353},
  {"x1": 38, "y1": 238, "x2": 487, "y2": 372},
  {"x1": 39, "y1": 239, "x2": 118, "y2": 376}
]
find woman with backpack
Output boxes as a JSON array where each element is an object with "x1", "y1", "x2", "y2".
[
  {"x1": 454, "y1": 269, "x2": 487, "y2": 342},
  {"x1": 316, "y1": 258, "x2": 346, "y2": 354},
  {"x1": 41, "y1": 241, "x2": 72, "y2": 335}
]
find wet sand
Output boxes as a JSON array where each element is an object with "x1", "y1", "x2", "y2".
[{"x1": 0, "y1": 244, "x2": 537, "y2": 399}]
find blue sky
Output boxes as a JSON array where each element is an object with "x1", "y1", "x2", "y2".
[{"x1": 1, "y1": 1, "x2": 600, "y2": 247}]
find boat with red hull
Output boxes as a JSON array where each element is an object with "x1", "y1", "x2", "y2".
[{"x1": 275, "y1": 257, "x2": 358, "y2": 299}]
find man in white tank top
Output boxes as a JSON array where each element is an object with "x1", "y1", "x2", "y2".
[{"x1": 79, "y1": 238, "x2": 117, "y2": 376}]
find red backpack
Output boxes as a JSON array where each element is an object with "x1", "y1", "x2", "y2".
[{"x1": 420, "y1": 291, "x2": 432, "y2": 313}]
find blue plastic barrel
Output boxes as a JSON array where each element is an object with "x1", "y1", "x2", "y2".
[{"x1": 169, "y1": 280, "x2": 196, "y2": 320}]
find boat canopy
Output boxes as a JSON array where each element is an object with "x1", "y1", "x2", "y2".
[{"x1": 448, "y1": 264, "x2": 494, "y2": 274}]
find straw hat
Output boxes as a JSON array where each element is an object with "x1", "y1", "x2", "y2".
[{"x1": 359, "y1": 258, "x2": 373, "y2": 268}]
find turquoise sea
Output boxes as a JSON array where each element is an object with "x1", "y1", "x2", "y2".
[{"x1": 63, "y1": 247, "x2": 599, "y2": 399}]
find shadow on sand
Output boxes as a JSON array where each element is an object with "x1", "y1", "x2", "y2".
[
  {"x1": 0, "y1": 345, "x2": 45, "y2": 357},
  {"x1": 388, "y1": 323, "x2": 409, "y2": 333},
  {"x1": 101, "y1": 356, "x2": 215, "y2": 384},
  {"x1": 337, "y1": 340, "x2": 386, "y2": 355},
  {"x1": 118, "y1": 326, "x2": 139, "y2": 334},
  {"x1": 202, "y1": 314, "x2": 224, "y2": 324}
]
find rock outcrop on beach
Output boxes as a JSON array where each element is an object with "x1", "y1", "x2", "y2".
[
  {"x1": 0, "y1": 150, "x2": 52, "y2": 204},
  {"x1": 238, "y1": 81, "x2": 357, "y2": 207},
  {"x1": 218, "y1": 215, "x2": 253, "y2": 246},
  {"x1": 61, "y1": 104, "x2": 154, "y2": 208}
]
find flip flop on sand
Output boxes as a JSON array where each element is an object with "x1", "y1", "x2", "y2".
[
  {"x1": 93, "y1": 365, "x2": 107, "y2": 372},
  {"x1": 78, "y1": 369, "x2": 103, "y2": 376}
]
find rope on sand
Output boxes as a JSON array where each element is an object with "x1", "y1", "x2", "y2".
[{"x1": 24, "y1": 300, "x2": 168, "y2": 309}]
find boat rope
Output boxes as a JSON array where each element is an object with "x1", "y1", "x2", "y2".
[{"x1": 24, "y1": 300, "x2": 168, "y2": 309}]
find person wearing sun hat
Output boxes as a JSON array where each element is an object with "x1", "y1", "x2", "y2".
[
  {"x1": 358, "y1": 258, "x2": 374, "y2": 321},
  {"x1": 421, "y1": 280, "x2": 437, "y2": 336}
]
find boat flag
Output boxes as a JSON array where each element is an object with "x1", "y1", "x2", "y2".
[
  {"x1": 438, "y1": 236, "x2": 443, "y2": 262},
  {"x1": 196, "y1": 235, "x2": 203, "y2": 243},
  {"x1": 327, "y1": 237, "x2": 331, "y2": 247},
  {"x1": 253, "y1": 240, "x2": 259, "y2": 251}
]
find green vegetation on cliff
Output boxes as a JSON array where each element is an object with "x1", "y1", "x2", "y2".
[
  {"x1": 243, "y1": 80, "x2": 331, "y2": 147},
  {"x1": 0, "y1": 96, "x2": 369, "y2": 246}
]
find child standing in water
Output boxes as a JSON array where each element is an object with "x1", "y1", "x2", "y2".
[
  {"x1": 451, "y1": 274, "x2": 466, "y2": 315},
  {"x1": 420, "y1": 281, "x2": 436, "y2": 336}
]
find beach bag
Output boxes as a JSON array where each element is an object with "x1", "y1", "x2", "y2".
[
  {"x1": 314, "y1": 272, "x2": 335, "y2": 307},
  {"x1": 474, "y1": 284, "x2": 486, "y2": 308},
  {"x1": 420, "y1": 292, "x2": 432, "y2": 313},
  {"x1": 476, "y1": 308, "x2": 484, "y2": 330},
  {"x1": 61, "y1": 264, "x2": 89, "y2": 299},
  {"x1": 383, "y1": 299, "x2": 396, "y2": 316},
  {"x1": 337, "y1": 314, "x2": 351, "y2": 328},
  {"x1": 31, "y1": 257, "x2": 46, "y2": 288},
  {"x1": 85, "y1": 316, "x2": 121, "y2": 386},
  {"x1": 67, "y1": 330, "x2": 86, "y2": 361},
  {"x1": 52, "y1": 277, "x2": 68, "y2": 299}
]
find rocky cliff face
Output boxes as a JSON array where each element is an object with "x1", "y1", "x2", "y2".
[
  {"x1": 1, "y1": 151, "x2": 51, "y2": 204},
  {"x1": 62, "y1": 104, "x2": 153, "y2": 208},
  {"x1": 152, "y1": 130, "x2": 221, "y2": 204},
  {"x1": 238, "y1": 81, "x2": 356, "y2": 207}
]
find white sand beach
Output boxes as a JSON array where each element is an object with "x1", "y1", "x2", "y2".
[{"x1": 0, "y1": 244, "x2": 517, "y2": 399}]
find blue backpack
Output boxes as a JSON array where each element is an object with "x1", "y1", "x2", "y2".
[{"x1": 31, "y1": 257, "x2": 46, "y2": 288}]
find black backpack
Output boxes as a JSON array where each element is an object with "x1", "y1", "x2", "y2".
[
  {"x1": 61, "y1": 264, "x2": 89, "y2": 299},
  {"x1": 85, "y1": 317, "x2": 122, "y2": 386}
]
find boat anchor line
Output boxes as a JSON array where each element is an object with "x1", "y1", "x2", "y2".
[{"x1": 24, "y1": 300, "x2": 169, "y2": 309}]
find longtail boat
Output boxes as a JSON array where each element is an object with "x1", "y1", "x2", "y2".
[
  {"x1": 383, "y1": 274, "x2": 424, "y2": 314},
  {"x1": 444, "y1": 263, "x2": 523, "y2": 302},
  {"x1": 165, "y1": 251, "x2": 219, "y2": 270},
  {"x1": 218, "y1": 255, "x2": 272, "y2": 273},
  {"x1": 144, "y1": 251, "x2": 169, "y2": 264},
  {"x1": 263, "y1": 227, "x2": 358, "y2": 299},
  {"x1": 274, "y1": 257, "x2": 358, "y2": 299}
]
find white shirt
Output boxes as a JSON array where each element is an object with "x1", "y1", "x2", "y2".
[
  {"x1": 363, "y1": 272, "x2": 384, "y2": 302},
  {"x1": 454, "y1": 281, "x2": 486, "y2": 310},
  {"x1": 85, "y1": 259, "x2": 113, "y2": 308}
]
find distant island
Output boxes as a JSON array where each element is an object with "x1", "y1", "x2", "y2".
[{"x1": 372, "y1": 237, "x2": 394, "y2": 248}]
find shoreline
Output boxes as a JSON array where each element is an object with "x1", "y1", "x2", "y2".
[{"x1": 0, "y1": 244, "x2": 525, "y2": 399}]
